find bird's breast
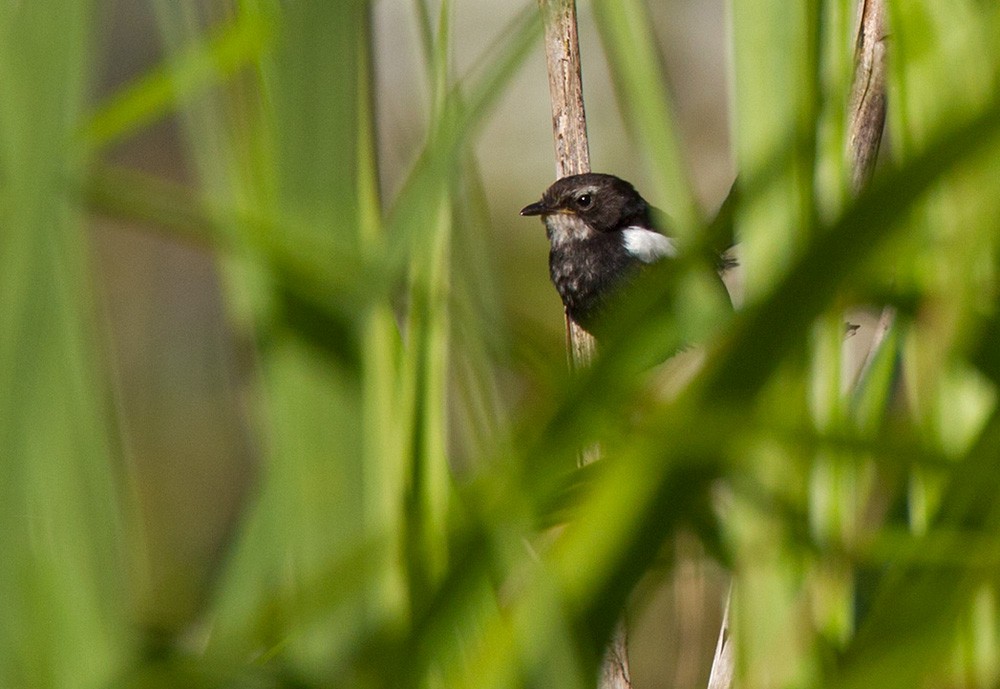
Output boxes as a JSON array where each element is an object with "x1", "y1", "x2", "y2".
[{"x1": 548, "y1": 234, "x2": 637, "y2": 327}]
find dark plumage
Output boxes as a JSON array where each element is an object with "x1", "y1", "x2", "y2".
[{"x1": 520, "y1": 173, "x2": 676, "y2": 331}]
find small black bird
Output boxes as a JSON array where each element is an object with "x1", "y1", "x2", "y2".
[{"x1": 520, "y1": 173, "x2": 678, "y2": 332}]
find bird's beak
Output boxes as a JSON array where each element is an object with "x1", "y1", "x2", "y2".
[{"x1": 519, "y1": 200, "x2": 548, "y2": 216}]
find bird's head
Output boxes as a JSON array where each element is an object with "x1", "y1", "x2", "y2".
[{"x1": 520, "y1": 173, "x2": 651, "y2": 238}]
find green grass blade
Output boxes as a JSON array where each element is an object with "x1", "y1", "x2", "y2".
[
  {"x1": 0, "y1": 2, "x2": 129, "y2": 688},
  {"x1": 592, "y1": 0, "x2": 702, "y2": 236},
  {"x1": 729, "y1": 0, "x2": 815, "y2": 298},
  {"x1": 148, "y1": 1, "x2": 371, "y2": 674}
]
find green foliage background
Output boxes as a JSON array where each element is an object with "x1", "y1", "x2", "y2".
[{"x1": 2, "y1": 0, "x2": 1000, "y2": 688}]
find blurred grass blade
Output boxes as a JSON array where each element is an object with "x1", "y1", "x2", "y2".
[
  {"x1": 448, "y1": 158, "x2": 511, "y2": 463},
  {"x1": 78, "y1": 165, "x2": 388, "y2": 320},
  {"x1": 399, "y1": 0, "x2": 455, "y2": 609},
  {"x1": 150, "y1": 0, "x2": 372, "y2": 673},
  {"x1": 357, "y1": 0, "x2": 408, "y2": 627},
  {"x1": 0, "y1": 2, "x2": 128, "y2": 688},
  {"x1": 833, "y1": 408, "x2": 1000, "y2": 689},
  {"x1": 729, "y1": 0, "x2": 815, "y2": 298},
  {"x1": 411, "y1": 0, "x2": 513, "y2": 457},
  {"x1": 592, "y1": 0, "x2": 701, "y2": 236}
]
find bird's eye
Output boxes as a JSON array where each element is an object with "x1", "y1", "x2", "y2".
[{"x1": 575, "y1": 193, "x2": 593, "y2": 210}]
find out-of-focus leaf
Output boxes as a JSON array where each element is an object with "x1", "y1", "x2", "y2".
[
  {"x1": 0, "y1": 2, "x2": 129, "y2": 688},
  {"x1": 831, "y1": 408, "x2": 1000, "y2": 689}
]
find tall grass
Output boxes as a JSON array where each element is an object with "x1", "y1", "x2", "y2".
[{"x1": 3, "y1": 0, "x2": 1000, "y2": 688}]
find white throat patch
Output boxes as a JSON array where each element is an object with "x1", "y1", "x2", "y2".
[
  {"x1": 544, "y1": 213, "x2": 595, "y2": 247},
  {"x1": 621, "y1": 227, "x2": 677, "y2": 263}
]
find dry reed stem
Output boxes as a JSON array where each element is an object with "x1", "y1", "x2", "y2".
[
  {"x1": 537, "y1": 2, "x2": 630, "y2": 686},
  {"x1": 538, "y1": 0, "x2": 599, "y2": 374}
]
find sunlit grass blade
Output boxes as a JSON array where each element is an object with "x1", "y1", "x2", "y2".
[
  {"x1": 806, "y1": 0, "x2": 876, "y2": 650},
  {"x1": 357, "y1": 1, "x2": 408, "y2": 630},
  {"x1": 701, "y1": 11, "x2": 822, "y2": 666},
  {"x1": 886, "y1": 12, "x2": 1000, "y2": 641}
]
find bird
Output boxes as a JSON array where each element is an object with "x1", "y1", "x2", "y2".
[
  {"x1": 520, "y1": 173, "x2": 884, "y2": 399},
  {"x1": 520, "y1": 172, "x2": 683, "y2": 333}
]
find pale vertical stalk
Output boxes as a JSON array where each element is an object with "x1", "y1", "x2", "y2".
[
  {"x1": 706, "y1": 594, "x2": 734, "y2": 689},
  {"x1": 847, "y1": 0, "x2": 893, "y2": 386},
  {"x1": 538, "y1": 0, "x2": 599, "y2": 373},
  {"x1": 538, "y1": 0, "x2": 591, "y2": 178},
  {"x1": 537, "y1": 2, "x2": 629, "y2": 686},
  {"x1": 848, "y1": 0, "x2": 888, "y2": 191}
]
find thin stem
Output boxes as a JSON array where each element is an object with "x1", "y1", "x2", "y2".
[
  {"x1": 538, "y1": 0, "x2": 599, "y2": 375},
  {"x1": 537, "y1": 2, "x2": 629, "y2": 686}
]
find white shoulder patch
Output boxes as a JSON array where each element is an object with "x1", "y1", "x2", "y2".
[{"x1": 621, "y1": 226, "x2": 677, "y2": 263}]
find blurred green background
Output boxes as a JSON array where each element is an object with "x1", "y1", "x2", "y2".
[{"x1": 3, "y1": 0, "x2": 1000, "y2": 688}]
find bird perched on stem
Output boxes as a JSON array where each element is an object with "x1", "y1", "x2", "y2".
[
  {"x1": 520, "y1": 173, "x2": 685, "y2": 333},
  {"x1": 521, "y1": 174, "x2": 879, "y2": 393}
]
